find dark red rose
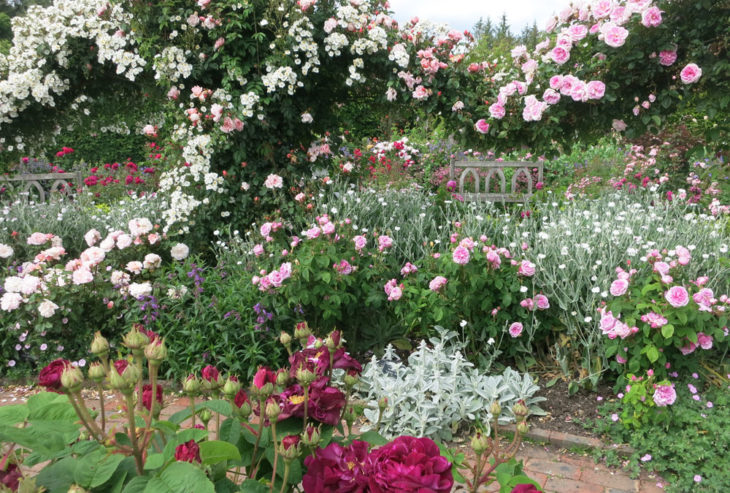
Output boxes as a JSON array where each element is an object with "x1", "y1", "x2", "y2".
[
  {"x1": 307, "y1": 380, "x2": 346, "y2": 426},
  {"x1": 288, "y1": 348, "x2": 330, "y2": 379},
  {"x1": 332, "y1": 348, "x2": 362, "y2": 374},
  {"x1": 302, "y1": 441, "x2": 370, "y2": 493},
  {"x1": 511, "y1": 484, "x2": 541, "y2": 493},
  {"x1": 38, "y1": 359, "x2": 71, "y2": 393},
  {"x1": 174, "y1": 440, "x2": 201, "y2": 463},
  {"x1": 282, "y1": 434, "x2": 300, "y2": 451},
  {"x1": 365, "y1": 436, "x2": 453, "y2": 492},
  {"x1": 201, "y1": 365, "x2": 219, "y2": 382},
  {"x1": 141, "y1": 384, "x2": 163, "y2": 411},
  {"x1": 234, "y1": 389, "x2": 250, "y2": 408},
  {"x1": 140, "y1": 328, "x2": 159, "y2": 342},
  {"x1": 252, "y1": 366, "x2": 276, "y2": 390},
  {"x1": 113, "y1": 359, "x2": 129, "y2": 375},
  {"x1": 0, "y1": 463, "x2": 22, "y2": 491}
]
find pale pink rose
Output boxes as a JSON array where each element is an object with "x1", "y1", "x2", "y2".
[
  {"x1": 616, "y1": 354, "x2": 627, "y2": 364},
  {"x1": 322, "y1": 222, "x2": 335, "y2": 235},
  {"x1": 549, "y1": 75, "x2": 564, "y2": 89},
  {"x1": 324, "y1": 17, "x2": 337, "y2": 33},
  {"x1": 560, "y1": 75, "x2": 579, "y2": 95},
  {"x1": 210, "y1": 103, "x2": 224, "y2": 122},
  {"x1": 129, "y1": 218, "x2": 153, "y2": 237},
  {"x1": 378, "y1": 235, "x2": 393, "y2": 252},
  {"x1": 252, "y1": 244, "x2": 264, "y2": 257},
  {"x1": 116, "y1": 234, "x2": 133, "y2": 249},
  {"x1": 568, "y1": 24, "x2": 588, "y2": 41},
  {"x1": 474, "y1": 119, "x2": 490, "y2": 134},
  {"x1": 143, "y1": 253, "x2": 162, "y2": 270},
  {"x1": 680, "y1": 63, "x2": 702, "y2": 84},
  {"x1": 601, "y1": 23, "x2": 629, "y2": 48},
  {"x1": 489, "y1": 103, "x2": 506, "y2": 119},
  {"x1": 264, "y1": 174, "x2": 283, "y2": 189},
  {"x1": 610, "y1": 279, "x2": 629, "y2": 296},
  {"x1": 511, "y1": 45, "x2": 527, "y2": 59},
  {"x1": 641, "y1": 6, "x2": 662, "y2": 27},
  {"x1": 268, "y1": 270, "x2": 284, "y2": 288},
  {"x1": 535, "y1": 294, "x2": 550, "y2": 310},
  {"x1": 84, "y1": 229, "x2": 101, "y2": 247},
  {"x1": 80, "y1": 247, "x2": 105, "y2": 267},
  {"x1": 654, "y1": 261, "x2": 671, "y2": 275},
  {"x1": 486, "y1": 250, "x2": 501, "y2": 268},
  {"x1": 305, "y1": 227, "x2": 321, "y2": 240},
  {"x1": 214, "y1": 37, "x2": 225, "y2": 51},
  {"x1": 400, "y1": 262, "x2": 418, "y2": 276},
  {"x1": 260, "y1": 223, "x2": 272, "y2": 237},
  {"x1": 514, "y1": 81, "x2": 527, "y2": 95},
  {"x1": 679, "y1": 341, "x2": 697, "y2": 355},
  {"x1": 171, "y1": 243, "x2": 189, "y2": 260},
  {"x1": 550, "y1": 46, "x2": 570, "y2": 65},
  {"x1": 586, "y1": 80, "x2": 606, "y2": 99},
  {"x1": 599, "y1": 311, "x2": 617, "y2": 334},
  {"x1": 0, "y1": 243, "x2": 13, "y2": 259},
  {"x1": 1, "y1": 292, "x2": 22, "y2": 311},
  {"x1": 27, "y1": 232, "x2": 52, "y2": 246},
  {"x1": 279, "y1": 262, "x2": 292, "y2": 279},
  {"x1": 593, "y1": 0, "x2": 613, "y2": 18},
  {"x1": 167, "y1": 86, "x2": 180, "y2": 100},
  {"x1": 452, "y1": 246, "x2": 470, "y2": 265},
  {"x1": 696, "y1": 332, "x2": 713, "y2": 350},
  {"x1": 613, "y1": 322, "x2": 631, "y2": 339},
  {"x1": 652, "y1": 384, "x2": 676, "y2": 407},
  {"x1": 429, "y1": 276, "x2": 447, "y2": 292},
  {"x1": 388, "y1": 285, "x2": 402, "y2": 301},
  {"x1": 570, "y1": 81, "x2": 588, "y2": 102},
  {"x1": 38, "y1": 299, "x2": 59, "y2": 318},
  {"x1": 658, "y1": 50, "x2": 677, "y2": 66},
  {"x1": 72, "y1": 268, "x2": 94, "y2": 285},
  {"x1": 543, "y1": 88, "x2": 561, "y2": 105},
  {"x1": 412, "y1": 85, "x2": 430, "y2": 100},
  {"x1": 518, "y1": 260, "x2": 535, "y2": 276},
  {"x1": 126, "y1": 261, "x2": 143, "y2": 274},
  {"x1": 665, "y1": 286, "x2": 689, "y2": 307},
  {"x1": 508, "y1": 322, "x2": 524, "y2": 337},
  {"x1": 521, "y1": 59, "x2": 538, "y2": 75},
  {"x1": 295, "y1": 192, "x2": 306, "y2": 202},
  {"x1": 520, "y1": 298, "x2": 534, "y2": 310},
  {"x1": 353, "y1": 235, "x2": 367, "y2": 251},
  {"x1": 147, "y1": 233, "x2": 160, "y2": 245},
  {"x1": 19, "y1": 276, "x2": 41, "y2": 295}
]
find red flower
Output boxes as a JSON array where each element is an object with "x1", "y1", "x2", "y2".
[
  {"x1": 174, "y1": 440, "x2": 201, "y2": 463},
  {"x1": 252, "y1": 367, "x2": 276, "y2": 389},
  {"x1": 114, "y1": 359, "x2": 130, "y2": 375},
  {"x1": 365, "y1": 436, "x2": 453, "y2": 492},
  {"x1": 234, "y1": 389, "x2": 250, "y2": 408},
  {"x1": 302, "y1": 441, "x2": 370, "y2": 493},
  {"x1": 38, "y1": 359, "x2": 71, "y2": 393},
  {"x1": 282, "y1": 434, "x2": 300, "y2": 451},
  {"x1": 511, "y1": 484, "x2": 541, "y2": 493},
  {"x1": 201, "y1": 365, "x2": 220, "y2": 382},
  {"x1": 141, "y1": 384, "x2": 163, "y2": 411},
  {"x1": 0, "y1": 462, "x2": 22, "y2": 491}
]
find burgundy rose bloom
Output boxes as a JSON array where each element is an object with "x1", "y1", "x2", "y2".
[
  {"x1": 252, "y1": 366, "x2": 277, "y2": 389},
  {"x1": 113, "y1": 359, "x2": 130, "y2": 375},
  {"x1": 38, "y1": 359, "x2": 71, "y2": 393},
  {"x1": 0, "y1": 463, "x2": 22, "y2": 491},
  {"x1": 282, "y1": 434, "x2": 300, "y2": 451},
  {"x1": 201, "y1": 364, "x2": 220, "y2": 382},
  {"x1": 302, "y1": 441, "x2": 370, "y2": 493},
  {"x1": 141, "y1": 384, "x2": 163, "y2": 411},
  {"x1": 365, "y1": 436, "x2": 453, "y2": 492},
  {"x1": 140, "y1": 328, "x2": 159, "y2": 343},
  {"x1": 288, "y1": 348, "x2": 330, "y2": 379},
  {"x1": 332, "y1": 348, "x2": 362, "y2": 374},
  {"x1": 307, "y1": 379, "x2": 346, "y2": 425},
  {"x1": 174, "y1": 440, "x2": 201, "y2": 463},
  {"x1": 511, "y1": 485, "x2": 541, "y2": 493},
  {"x1": 234, "y1": 389, "x2": 250, "y2": 408}
]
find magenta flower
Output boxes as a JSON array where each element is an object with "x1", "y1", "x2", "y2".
[
  {"x1": 653, "y1": 383, "x2": 677, "y2": 407},
  {"x1": 378, "y1": 235, "x2": 393, "y2": 252},
  {"x1": 680, "y1": 63, "x2": 702, "y2": 84},
  {"x1": 452, "y1": 246, "x2": 470, "y2": 265},
  {"x1": 302, "y1": 441, "x2": 370, "y2": 492},
  {"x1": 175, "y1": 440, "x2": 201, "y2": 463},
  {"x1": 474, "y1": 119, "x2": 490, "y2": 134},
  {"x1": 665, "y1": 286, "x2": 689, "y2": 307},
  {"x1": 508, "y1": 322, "x2": 524, "y2": 338}
]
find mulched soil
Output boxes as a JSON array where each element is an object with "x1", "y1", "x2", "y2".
[{"x1": 531, "y1": 379, "x2": 615, "y2": 439}]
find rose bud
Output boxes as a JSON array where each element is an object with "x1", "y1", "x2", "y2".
[
  {"x1": 302, "y1": 425, "x2": 321, "y2": 447},
  {"x1": 183, "y1": 374, "x2": 201, "y2": 396},
  {"x1": 122, "y1": 325, "x2": 149, "y2": 350},
  {"x1": 251, "y1": 367, "x2": 275, "y2": 398},
  {"x1": 265, "y1": 398, "x2": 281, "y2": 420},
  {"x1": 90, "y1": 331, "x2": 109, "y2": 356},
  {"x1": 512, "y1": 400, "x2": 528, "y2": 417},
  {"x1": 279, "y1": 435, "x2": 300, "y2": 461},
  {"x1": 88, "y1": 362, "x2": 107, "y2": 382},
  {"x1": 378, "y1": 397, "x2": 388, "y2": 411},
  {"x1": 144, "y1": 338, "x2": 167, "y2": 365},
  {"x1": 61, "y1": 365, "x2": 84, "y2": 392},
  {"x1": 324, "y1": 330, "x2": 342, "y2": 350},
  {"x1": 293, "y1": 321, "x2": 311, "y2": 342},
  {"x1": 279, "y1": 331, "x2": 292, "y2": 346},
  {"x1": 234, "y1": 389, "x2": 252, "y2": 417},
  {"x1": 275, "y1": 368, "x2": 290, "y2": 387},
  {"x1": 344, "y1": 405, "x2": 357, "y2": 426},
  {"x1": 295, "y1": 366, "x2": 316, "y2": 387},
  {"x1": 470, "y1": 431, "x2": 489, "y2": 455},
  {"x1": 201, "y1": 365, "x2": 222, "y2": 390},
  {"x1": 516, "y1": 421, "x2": 529, "y2": 435},
  {"x1": 174, "y1": 440, "x2": 201, "y2": 463},
  {"x1": 38, "y1": 359, "x2": 71, "y2": 393},
  {"x1": 489, "y1": 401, "x2": 502, "y2": 417},
  {"x1": 343, "y1": 371, "x2": 359, "y2": 387},
  {"x1": 199, "y1": 408, "x2": 212, "y2": 425},
  {"x1": 110, "y1": 360, "x2": 139, "y2": 392},
  {"x1": 222, "y1": 376, "x2": 241, "y2": 399},
  {"x1": 142, "y1": 384, "x2": 164, "y2": 416}
]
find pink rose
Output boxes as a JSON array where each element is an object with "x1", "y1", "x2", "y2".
[
  {"x1": 696, "y1": 332, "x2": 713, "y2": 350},
  {"x1": 549, "y1": 75, "x2": 564, "y2": 89},
  {"x1": 543, "y1": 89, "x2": 561, "y2": 105},
  {"x1": 508, "y1": 322, "x2": 524, "y2": 338},
  {"x1": 601, "y1": 23, "x2": 629, "y2": 48},
  {"x1": 353, "y1": 235, "x2": 367, "y2": 251},
  {"x1": 609, "y1": 279, "x2": 629, "y2": 296},
  {"x1": 680, "y1": 63, "x2": 702, "y2": 84},
  {"x1": 264, "y1": 173, "x2": 283, "y2": 189},
  {"x1": 652, "y1": 384, "x2": 676, "y2": 407},
  {"x1": 378, "y1": 235, "x2": 393, "y2": 252},
  {"x1": 550, "y1": 46, "x2": 570, "y2": 65},
  {"x1": 658, "y1": 50, "x2": 677, "y2": 66},
  {"x1": 641, "y1": 7, "x2": 662, "y2": 28},
  {"x1": 586, "y1": 80, "x2": 605, "y2": 100},
  {"x1": 535, "y1": 294, "x2": 550, "y2": 310},
  {"x1": 452, "y1": 246, "x2": 470, "y2": 265},
  {"x1": 488, "y1": 103, "x2": 506, "y2": 119},
  {"x1": 568, "y1": 24, "x2": 588, "y2": 41},
  {"x1": 520, "y1": 298, "x2": 534, "y2": 311},
  {"x1": 665, "y1": 286, "x2": 689, "y2": 308},
  {"x1": 429, "y1": 276, "x2": 447, "y2": 292},
  {"x1": 253, "y1": 244, "x2": 264, "y2": 256},
  {"x1": 518, "y1": 260, "x2": 535, "y2": 277},
  {"x1": 474, "y1": 119, "x2": 490, "y2": 134}
]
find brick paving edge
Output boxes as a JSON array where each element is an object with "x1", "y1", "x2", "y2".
[{"x1": 502, "y1": 424, "x2": 634, "y2": 457}]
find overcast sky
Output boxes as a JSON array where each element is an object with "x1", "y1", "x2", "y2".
[{"x1": 388, "y1": 0, "x2": 567, "y2": 34}]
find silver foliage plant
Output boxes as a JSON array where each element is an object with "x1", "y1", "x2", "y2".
[{"x1": 357, "y1": 327, "x2": 545, "y2": 441}]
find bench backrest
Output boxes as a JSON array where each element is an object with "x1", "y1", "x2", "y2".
[{"x1": 449, "y1": 160, "x2": 543, "y2": 202}]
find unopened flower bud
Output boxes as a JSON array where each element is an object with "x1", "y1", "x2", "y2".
[
  {"x1": 276, "y1": 368, "x2": 290, "y2": 387},
  {"x1": 512, "y1": 400, "x2": 528, "y2": 417},
  {"x1": 90, "y1": 331, "x2": 109, "y2": 356},
  {"x1": 88, "y1": 362, "x2": 106, "y2": 382},
  {"x1": 61, "y1": 365, "x2": 84, "y2": 392},
  {"x1": 199, "y1": 408, "x2": 212, "y2": 425},
  {"x1": 302, "y1": 425, "x2": 321, "y2": 447},
  {"x1": 293, "y1": 322, "x2": 311, "y2": 342},
  {"x1": 378, "y1": 397, "x2": 388, "y2": 411},
  {"x1": 343, "y1": 372, "x2": 359, "y2": 387},
  {"x1": 470, "y1": 432, "x2": 489, "y2": 455},
  {"x1": 325, "y1": 330, "x2": 342, "y2": 350},
  {"x1": 279, "y1": 331, "x2": 292, "y2": 346},
  {"x1": 144, "y1": 338, "x2": 167, "y2": 365},
  {"x1": 516, "y1": 421, "x2": 529, "y2": 435},
  {"x1": 122, "y1": 325, "x2": 149, "y2": 350},
  {"x1": 183, "y1": 374, "x2": 201, "y2": 396},
  {"x1": 489, "y1": 401, "x2": 502, "y2": 417},
  {"x1": 265, "y1": 399, "x2": 281, "y2": 420},
  {"x1": 223, "y1": 376, "x2": 241, "y2": 398},
  {"x1": 296, "y1": 367, "x2": 316, "y2": 386},
  {"x1": 280, "y1": 435, "x2": 301, "y2": 461},
  {"x1": 109, "y1": 361, "x2": 138, "y2": 393}
]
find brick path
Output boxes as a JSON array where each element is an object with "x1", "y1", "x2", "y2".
[{"x1": 0, "y1": 389, "x2": 666, "y2": 492}]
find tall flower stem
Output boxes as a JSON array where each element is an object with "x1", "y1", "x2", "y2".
[
  {"x1": 140, "y1": 364, "x2": 159, "y2": 453},
  {"x1": 190, "y1": 397, "x2": 196, "y2": 428},
  {"x1": 249, "y1": 399, "x2": 266, "y2": 477},
  {"x1": 97, "y1": 383, "x2": 107, "y2": 432},
  {"x1": 125, "y1": 394, "x2": 144, "y2": 474},
  {"x1": 269, "y1": 422, "x2": 279, "y2": 493},
  {"x1": 279, "y1": 462, "x2": 290, "y2": 493},
  {"x1": 66, "y1": 393, "x2": 101, "y2": 440},
  {"x1": 302, "y1": 386, "x2": 310, "y2": 435}
]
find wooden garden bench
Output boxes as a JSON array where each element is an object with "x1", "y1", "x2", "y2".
[
  {"x1": 449, "y1": 160, "x2": 544, "y2": 203},
  {"x1": 0, "y1": 159, "x2": 82, "y2": 202}
]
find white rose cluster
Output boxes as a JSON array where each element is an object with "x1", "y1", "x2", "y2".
[{"x1": 153, "y1": 46, "x2": 193, "y2": 82}]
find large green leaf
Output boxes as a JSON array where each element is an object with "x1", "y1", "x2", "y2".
[
  {"x1": 74, "y1": 450, "x2": 125, "y2": 488},
  {"x1": 143, "y1": 462, "x2": 215, "y2": 493},
  {"x1": 0, "y1": 404, "x2": 28, "y2": 425},
  {"x1": 203, "y1": 400, "x2": 232, "y2": 417},
  {"x1": 199, "y1": 440, "x2": 241, "y2": 465},
  {"x1": 121, "y1": 476, "x2": 150, "y2": 493},
  {"x1": 36, "y1": 456, "x2": 78, "y2": 493},
  {"x1": 217, "y1": 418, "x2": 240, "y2": 446}
]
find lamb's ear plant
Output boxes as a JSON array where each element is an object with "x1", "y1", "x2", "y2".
[{"x1": 358, "y1": 326, "x2": 545, "y2": 441}]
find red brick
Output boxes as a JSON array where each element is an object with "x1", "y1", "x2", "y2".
[
  {"x1": 543, "y1": 477, "x2": 603, "y2": 493},
  {"x1": 524, "y1": 459, "x2": 582, "y2": 480},
  {"x1": 580, "y1": 469, "x2": 637, "y2": 490},
  {"x1": 521, "y1": 470, "x2": 549, "y2": 488}
]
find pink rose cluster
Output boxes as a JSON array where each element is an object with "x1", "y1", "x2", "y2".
[
  {"x1": 520, "y1": 294, "x2": 550, "y2": 311},
  {"x1": 549, "y1": 75, "x2": 605, "y2": 102},
  {"x1": 599, "y1": 308, "x2": 638, "y2": 340},
  {"x1": 253, "y1": 262, "x2": 292, "y2": 291},
  {"x1": 384, "y1": 279, "x2": 403, "y2": 301},
  {"x1": 652, "y1": 383, "x2": 676, "y2": 407},
  {"x1": 303, "y1": 436, "x2": 453, "y2": 493}
]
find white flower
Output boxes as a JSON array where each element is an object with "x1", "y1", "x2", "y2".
[
  {"x1": 126, "y1": 261, "x2": 143, "y2": 274},
  {"x1": 1, "y1": 292, "x2": 22, "y2": 311},
  {"x1": 129, "y1": 218, "x2": 153, "y2": 236},
  {"x1": 171, "y1": 243, "x2": 190, "y2": 261},
  {"x1": 38, "y1": 299, "x2": 59, "y2": 318},
  {"x1": 129, "y1": 282, "x2": 153, "y2": 299},
  {"x1": 301, "y1": 112, "x2": 313, "y2": 123},
  {"x1": 143, "y1": 253, "x2": 162, "y2": 270},
  {"x1": 264, "y1": 174, "x2": 283, "y2": 189},
  {"x1": 0, "y1": 243, "x2": 13, "y2": 258}
]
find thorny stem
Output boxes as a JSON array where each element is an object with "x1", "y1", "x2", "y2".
[
  {"x1": 125, "y1": 394, "x2": 144, "y2": 474},
  {"x1": 249, "y1": 399, "x2": 266, "y2": 477},
  {"x1": 97, "y1": 383, "x2": 107, "y2": 432},
  {"x1": 68, "y1": 391, "x2": 104, "y2": 441},
  {"x1": 269, "y1": 421, "x2": 279, "y2": 492}
]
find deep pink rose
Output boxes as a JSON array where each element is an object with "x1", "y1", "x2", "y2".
[
  {"x1": 252, "y1": 366, "x2": 276, "y2": 389},
  {"x1": 302, "y1": 440, "x2": 370, "y2": 492},
  {"x1": 680, "y1": 63, "x2": 702, "y2": 84},
  {"x1": 653, "y1": 384, "x2": 677, "y2": 407},
  {"x1": 512, "y1": 484, "x2": 541, "y2": 493},
  {"x1": 38, "y1": 359, "x2": 71, "y2": 393},
  {"x1": 201, "y1": 364, "x2": 220, "y2": 382},
  {"x1": 175, "y1": 440, "x2": 201, "y2": 463},
  {"x1": 234, "y1": 389, "x2": 250, "y2": 408},
  {"x1": 452, "y1": 246, "x2": 470, "y2": 265},
  {"x1": 365, "y1": 436, "x2": 453, "y2": 493},
  {"x1": 509, "y1": 322, "x2": 524, "y2": 338},
  {"x1": 474, "y1": 119, "x2": 490, "y2": 134},
  {"x1": 665, "y1": 286, "x2": 689, "y2": 307},
  {"x1": 659, "y1": 50, "x2": 677, "y2": 66}
]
